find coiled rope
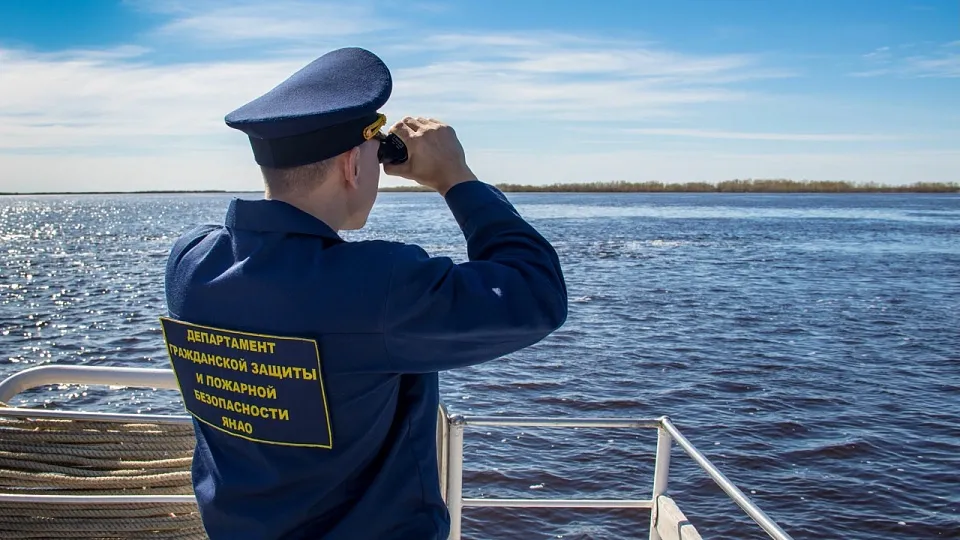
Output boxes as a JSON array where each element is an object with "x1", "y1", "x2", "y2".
[{"x1": 0, "y1": 410, "x2": 206, "y2": 539}]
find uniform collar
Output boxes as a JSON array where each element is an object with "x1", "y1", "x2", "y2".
[{"x1": 225, "y1": 198, "x2": 343, "y2": 240}]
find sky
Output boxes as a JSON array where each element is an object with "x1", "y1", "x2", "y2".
[{"x1": 0, "y1": 0, "x2": 958, "y2": 192}]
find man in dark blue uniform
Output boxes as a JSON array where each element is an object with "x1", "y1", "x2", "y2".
[{"x1": 162, "y1": 47, "x2": 567, "y2": 539}]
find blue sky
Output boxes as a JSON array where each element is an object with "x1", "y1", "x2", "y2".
[{"x1": 1, "y1": 0, "x2": 958, "y2": 192}]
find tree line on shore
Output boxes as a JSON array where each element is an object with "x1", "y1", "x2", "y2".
[{"x1": 379, "y1": 179, "x2": 959, "y2": 193}]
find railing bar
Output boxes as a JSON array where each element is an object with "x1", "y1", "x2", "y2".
[
  {"x1": 0, "y1": 407, "x2": 193, "y2": 424},
  {"x1": 661, "y1": 418, "x2": 794, "y2": 540},
  {"x1": 0, "y1": 365, "x2": 179, "y2": 403},
  {"x1": 0, "y1": 493, "x2": 196, "y2": 504},
  {"x1": 463, "y1": 498, "x2": 652, "y2": 509},
  {"x1": 463, "y1": 417, "x2": 659, "y2": 429}
]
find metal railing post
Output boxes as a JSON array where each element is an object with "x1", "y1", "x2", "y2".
[
  {"x1": 437, "y1": 404, "x2": 450, "y2": 502},
  {"x1": 649, "y1": 418, "x2": 673, "y2": 540},
  {"x1": 446, "y1": 415, "x2": 465, "y2": 540}
]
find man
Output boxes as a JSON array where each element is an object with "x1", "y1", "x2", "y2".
[{"x1": 161, "y1": 47, "x2": 567, "y2": 539}]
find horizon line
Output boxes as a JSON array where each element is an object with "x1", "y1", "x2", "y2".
[{"x1": 2, "y1": 179, "x2": 958, "y2": 196}]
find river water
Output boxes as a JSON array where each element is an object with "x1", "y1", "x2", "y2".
[{"x1": 1, "y1": 191, "x2": 958, "y2": 539}]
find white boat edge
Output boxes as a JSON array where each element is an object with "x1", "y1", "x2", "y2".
[{"x1": 0, "y1": 364, "x2": 795, "y2": 540}]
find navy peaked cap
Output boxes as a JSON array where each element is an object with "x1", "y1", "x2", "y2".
[{"x1": 225, "y1": 47, "x2": 392, "y2": 168}]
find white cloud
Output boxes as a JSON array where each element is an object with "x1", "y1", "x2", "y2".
[
  {"x1": 863, "y1": 46, "x2": 891, "y2": 59},
  {"x1": 854, "y1": 41, "x2": 960, "y2": 78},
  {"x1": 624, "y1": 128, "x2": 903, "y2": 142},
  {"x1": 849, "y1": 68, "x2": 894, "y2": 78},
  {"x1": 906, "y1": 54, "x2": 960, "y2": 78},
  {"x1": 0, "y1": 17, "x2": 788, "y2": 153},
  {"x1": 391, "y1": 31, "x2": 794, "y2": 80},
  {"x1": 381, "y1": 32, "x2": 791, "y2": 122},
  {"x1": 0, "y1": 47, "x2": 310, "y2": 149},
  {"x1": 387, "y1": 69, "x2": 749, "y2": 122}
]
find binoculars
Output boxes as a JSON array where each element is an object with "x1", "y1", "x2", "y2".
[{"x1": 375, "y1": 133, "x2": 408, "y2": 165}]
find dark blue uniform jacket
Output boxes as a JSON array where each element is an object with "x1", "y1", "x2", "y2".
[{"x1": 164, "y1": 181, "x2": 567, "y2": 539}]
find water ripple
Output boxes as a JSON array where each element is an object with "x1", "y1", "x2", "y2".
[{"x1": 1, "y1": 192, "x2": 958, "y2": 539}]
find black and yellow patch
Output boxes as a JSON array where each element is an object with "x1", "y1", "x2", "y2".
[{"x1": 160, "y1": 317, "x2": 332, "y2": 448}]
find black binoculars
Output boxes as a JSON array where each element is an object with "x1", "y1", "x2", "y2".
[{"x1": 375, "y1": 133, "x2": 408, "y2": 165}]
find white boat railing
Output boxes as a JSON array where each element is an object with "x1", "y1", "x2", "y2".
[{"x1": 0, "y1": 365, "x2": 794, "y2": 540}]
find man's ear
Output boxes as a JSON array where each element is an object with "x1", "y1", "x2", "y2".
[{"x1": 342, "y1": 147, "x2": 361, "y2": 189}]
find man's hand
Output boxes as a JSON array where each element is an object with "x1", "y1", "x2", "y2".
[{"x1": 383, "y1": 117, "x2": 477, "y2": 196}]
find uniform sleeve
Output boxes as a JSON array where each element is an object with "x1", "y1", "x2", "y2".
[{"x1": 383, "y1": 181, "x2": 568, "y2": 373}]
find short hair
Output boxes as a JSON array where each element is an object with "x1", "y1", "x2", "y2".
[{"x1": 260, "y1": 159, "x2": 334, "y2": 196}]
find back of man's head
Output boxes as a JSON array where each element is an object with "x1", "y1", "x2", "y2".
[
  {"x1": 260, "y1": 160, "x2": 333, "y2": 198},
  {"x1": 224, "y1": 47, "x2": 392, "y2": 230}
]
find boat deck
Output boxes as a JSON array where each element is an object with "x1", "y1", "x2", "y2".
[{"x1": 0, "y1": 365, "x2": 794, "y2": 539}]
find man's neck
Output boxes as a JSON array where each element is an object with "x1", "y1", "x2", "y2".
[{"x1": 265, "y1": 186, "x2": 346, "y2": 231}]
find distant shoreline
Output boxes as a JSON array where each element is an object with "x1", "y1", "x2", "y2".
[
  {"x1": 2, "y1": 180, "x2": 958, "y2": 195},
  {"x1": 382, "y1": 180, "x2": 960, "y2": 193}
]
